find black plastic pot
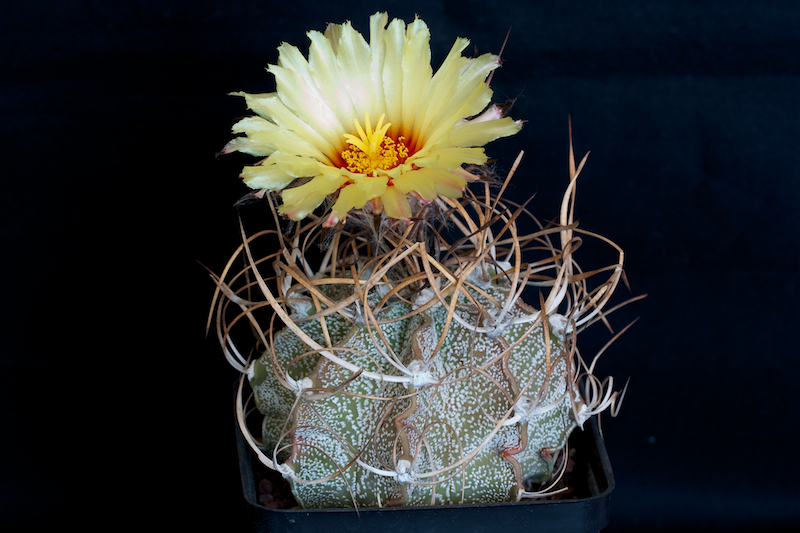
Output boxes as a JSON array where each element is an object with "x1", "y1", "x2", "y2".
[{"x1": 234, "y1": 402, "x2": 615, "y2": 533}]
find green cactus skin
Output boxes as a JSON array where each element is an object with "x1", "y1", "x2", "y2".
[{"x1": 248, "y1": 269, "x2": 578, "y2": 509}]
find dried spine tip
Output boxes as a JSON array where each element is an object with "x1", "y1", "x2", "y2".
[{"x1": 212, "y1": 142, "x2": 634, "y2": 509}]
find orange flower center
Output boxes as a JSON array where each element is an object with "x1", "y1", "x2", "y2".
[{"x1": 340, "y1": 113, "x2": 409, "y2": 175}]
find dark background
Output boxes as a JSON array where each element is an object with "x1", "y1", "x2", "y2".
[{"x1": 2, "y1": 1, "x2": 798, "y2": 531}]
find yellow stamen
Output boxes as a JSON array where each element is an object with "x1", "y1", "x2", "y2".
[{"x1": 341, "y1": 113, "x2": 409, "y2": 175}]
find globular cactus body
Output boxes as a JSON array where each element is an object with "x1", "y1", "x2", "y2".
[
  {"x1": 215, "y1": 146, "x2": 628, "y2": 509},
  {"x1": 249, "y1": 271, "x2": 577, "y2": 508}
]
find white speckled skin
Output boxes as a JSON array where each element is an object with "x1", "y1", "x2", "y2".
[{"x1": 249, "y1": 278, "x2": 577, "y2": 508}]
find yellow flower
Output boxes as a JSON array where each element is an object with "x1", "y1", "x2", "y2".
[{"x1": 224, "y1": 12, "x2": 521, "y2": 225}]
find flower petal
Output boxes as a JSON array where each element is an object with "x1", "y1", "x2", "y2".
[
  {"x1": 352, "y1": 173, "x2": 389, "y2": 198},
  {"x1": 391, "y1": 169, "x2": 437, "y2": 201},
  {"x1": 228, "y1": 91, "x2": 274, "y2": 120},
  {"x1": 417, "y1": 167, "x2": 467, "y2": 198},
  {"x1": 223, "y1": 136, "x2": 274, "y2": 157},
  {"x1": 368, "y1": 13, "x2": 390, "y2": 118},
  {"x1": 411, "y1": 37, "x2": 470, "y2": 144},
  {"x1": 412, "y1": 147, "x2": 487, "y2": 169},
  {"x1": 399, "y1": 18, "x2": 433, "y2": 141},
  {"x1": 448, "y1": 116, "x2": 523, "y2": 147},
  {"x1": 269, "y1": 44, "x2": 347, "y2": 147},
  {"x1": 240, "y1": 165, "x2": 296, "y2": 190},
  {"x1": 380, "y1": 185, "x2": 412, "y2": 220},
  {"x1": 330, "y1": 178, "x2": 385, "y2": 220},
  {"x1": 452, "y1": 167, "x2": 481, "y2": 182},
  {"x1": 381, "y1": 17, "x2": 407, "y2": 139},
  {"x1": 307, "y1": 31, "x2": 359, "y2": 128},
  {"x1": 241, "y1": 154, "x2": 327, "y2": 190},
  {"x1": 234, "y1": 92, "x2": 341, "y2": 163},
  {"x1": 335, "y1": 20, "x2": 380, "y2": 123},
  {"x1": 280, "y1": 171, "x2": 348, "y2": 220},
  {"x1": 228, "y1": 116, "x2": 332, "y2": 162},
  {"x1": 270, "y1": 153, "x2": 328, "y2": 177},
  {"x1": 430, "y1": 53, "x2": 500, "y2": 128},
  {"x1": 422, "y1": 82, "x2": 494, "y2": 147}
]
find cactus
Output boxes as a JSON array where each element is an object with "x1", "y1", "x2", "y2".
[
  {"x1": 250, "y1": 274, "x2": 574, "y2": 507},
  {"x1": 210, "y1": 12, "x2": 631, "y2": 509},
  {"x1": 211, "y1": 144, "x2": 629, "y2": 508}
]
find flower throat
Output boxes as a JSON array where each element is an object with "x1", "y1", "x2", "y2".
[{"x1": 341, "y1": 113, "x2": 409, "y2": 175}]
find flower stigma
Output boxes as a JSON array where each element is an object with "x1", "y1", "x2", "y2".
[{"x1": 341, "y1": 113, "x2": 409, "y2": 175}]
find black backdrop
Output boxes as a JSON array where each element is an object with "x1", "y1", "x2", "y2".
[{"x1": 2, "y1": 1, "x2": 798, "y2": 531}]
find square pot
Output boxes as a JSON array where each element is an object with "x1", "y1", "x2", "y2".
[{"x1": 234, "y1": 400, "x2": 615, "y2": 533}]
